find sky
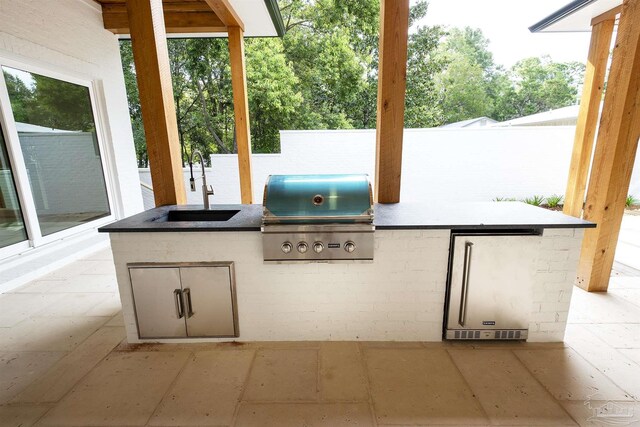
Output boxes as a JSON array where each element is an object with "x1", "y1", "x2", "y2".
[{"x1": 414, "y1": 0, "x2": 595, "y2": 68}]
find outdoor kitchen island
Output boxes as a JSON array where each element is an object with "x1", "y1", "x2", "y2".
[{"x1": 100, "y1": 202, "x2": 594, "y2": 344}]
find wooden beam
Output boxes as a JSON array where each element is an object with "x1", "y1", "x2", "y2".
[
  {"x1": 591, "y1": 5, "x2": 622, "y2": 26},
  {"x1": 563, "y1": 18, "x2": 615, "y2": 218},
  {"x1": 103, "y1": 7, "x2": 225, "y2": 34},
  {"x1": 227, "y1": 26, "x2": 253, "y2": 204},
  {"x1": 577, "y1": 0, "x2": 640, "y2": 292},
  {"x1": 127, "y1": 0, "x2": 186, "y2": 206},
  {"x1": 203, "y1": 0, "x2": 244, "y2": 30},
  {"x1": 375, "y1": 0, "x2": 409, "y2": 204}
]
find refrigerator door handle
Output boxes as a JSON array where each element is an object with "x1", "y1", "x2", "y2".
[{"x1": 458, "y1": 241, "x2": 474, "y2": 327}]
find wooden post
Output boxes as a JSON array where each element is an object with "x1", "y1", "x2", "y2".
[
  {"x1": 563, "y1": 18, "x2": 615, "y2": 218},
  {"x1": 126, "y1": 0, "x2": 186, "y2": 206},
  {"x1": 228, "y1": 26, "x2": 253, "y2": 204},
  {"x1": 577, "y1": 0, "x2": 640, "y2": 292},
  {"x1": 375, "y1": 0, "x2": 409, "y2": 203}
]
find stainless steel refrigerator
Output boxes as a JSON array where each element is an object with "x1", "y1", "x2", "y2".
[{"x1": 445, "y1": 231, "x2": 540, "y2": 340}]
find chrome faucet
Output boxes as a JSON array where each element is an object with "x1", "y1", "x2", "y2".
[{"x1": 189, "y1": 150, "x2": 214, "y2": 209}]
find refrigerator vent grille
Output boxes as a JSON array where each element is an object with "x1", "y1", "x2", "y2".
[{"x1": 451, "y1": 330, "x2": 524, "y2": 340}]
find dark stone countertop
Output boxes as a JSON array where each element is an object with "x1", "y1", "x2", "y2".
[{"x1": 98, "y1": 202, "x2": 595, "y2": 233}]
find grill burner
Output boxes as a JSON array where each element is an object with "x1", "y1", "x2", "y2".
[{"x1": 261, "y1": 174, "x2": 374, "y2": 261}]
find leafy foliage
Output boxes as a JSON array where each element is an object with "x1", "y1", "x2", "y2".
[
  {"x1": 627, "y1": 195, "x2": 638, "y2": 208},
  {"x1": 120, "y1": 1, "x2": 588, "y2": 165},
  {"x1": 545, "y1": 194, "x2": 564, "y2": 208},
  {"x1": 523, "y1": 195, "x2": 545, "y2": 206}
]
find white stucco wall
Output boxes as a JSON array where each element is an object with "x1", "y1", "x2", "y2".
[
  {"x1": 140, "y1": 127, "x2": 640, "y2": 207},
  {"x1": 0, "y1": 0, "x2": 143, "y2": 217}
]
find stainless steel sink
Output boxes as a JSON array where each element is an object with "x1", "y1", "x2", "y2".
[{"x1": 166, "y1": 209, "x2": 240, "y2": 222}]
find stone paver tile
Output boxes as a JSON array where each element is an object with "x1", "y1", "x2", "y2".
[
  {"x1": 0, "y1": 316, "x2": 109, "y2": 352},
  {"x1": 105, "y1": 311, "x2": 124, "y2": 327},
  {"x1": 559, "y1": 400, "x2": 640, "y2": 427},
  {"x1": 0, "y1": 294, "x2": 65, "y2": 327},
  {"x1": 149, "y1": 349, "x2": 254, "y2": 426},
  {"x1": 8, "y1": 280, "x2": 67, "y2": 294},
  {"x1": 568, "y1": 289, "x2": 640, "y2": 324},
  {"x1": 365, "y1": 348, "x2": 487, "y2": 425},
  {"x1": 514, "y1": 348, "x2": 632, "y2": 401},
  {"x1": 319, "y1": 342, "x2": 368, "y2": 402},
  {"x1": 0, "y1": 352, "x2": 65, "y2": 404},
  {"x1": 47, "y1": 275, "x2": 118, "y2": 293},
  {"x1": 243, "y1": 349, "x2": 318, "y2": 401},
  {"x1": 12, "y1": 327, "x2": 125, "y2": 403},
  {"x1": 619, "y1": 349, "x2": 640, "y2": 366},
  {"x1": 38, "y1": 351, "x2": 189, "y2": 426},
  {"x1": 235, "y1": 402, "x2": 373, "y2": 426},
  {"x1": 448, "y1": 349, "x2": 575, "y2": 425},
  {"x1": 84, "y1": 293, "x2": 121, "y2": 317},
  {"x1": 564, "y1": 325, "x2": 640, "y2": 400},
  {"x1": 588, "y1": 323, "x2": 640, "y2": 349},
  {"x1": 33, "y1": 293, "x2": 112, "y2": 317},
  {"x1": 0, "y1": 404, "x2": 52, "y2": 426}
]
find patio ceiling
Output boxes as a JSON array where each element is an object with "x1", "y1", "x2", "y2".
[
  {"x1": 529, "y1": 0, "x2": 622, "y2": 32},
  {"x1": 94, "y1": 0, "x2": 284, "y2": 36}
]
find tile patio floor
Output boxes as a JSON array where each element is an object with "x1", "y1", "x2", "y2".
[{"x1": 1, "y1": 247, "x2": 640, "y2": 426}]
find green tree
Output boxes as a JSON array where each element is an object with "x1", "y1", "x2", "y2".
[{"x1": 493, "y1": 56, "x2": 585, "y2": 121}]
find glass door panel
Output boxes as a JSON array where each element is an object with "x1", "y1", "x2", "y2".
[
  {"x1": 0, "y1": 123, "x2": 28, "y2": 248},
  {"x1": 3, "y1": 67, "x2": 110, "y2": 236}
]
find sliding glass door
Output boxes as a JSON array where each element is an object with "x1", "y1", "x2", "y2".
[
  {"x1": 0, "y1": 123, "x2": 27, "y2": 248},
  {"x1": 0, "y1": 60, "x2": 113, "y2": 256},
  {"x1": 2, "y1": 66, "x2": 111, "y2": 239}
]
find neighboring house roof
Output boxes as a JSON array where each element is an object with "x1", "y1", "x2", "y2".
[
  {"x1": 15, "y1": 122, "x2": 77, "y2": 133},
  {"x1": 494, "y1": 105, "x2": 581, "y2": 127},
  {"x1": 440, "y1": 117, "x2": 498, "y2": 128},
  {"x1": 529, "y1": 0, "x2": 622, "y2": 33}
]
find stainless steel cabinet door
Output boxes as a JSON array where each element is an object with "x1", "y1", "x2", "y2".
[
  {"x1": 130, "y1": 267, "x2": 187, "y2": 338},
  {"x1": 447, "y1": 235, "x2": 539, "y2": 331},
  {"x1": 180, "y1": 267, "x2": 236, "y2": 337}
]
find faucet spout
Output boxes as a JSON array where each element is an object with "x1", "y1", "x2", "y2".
[{"x1": 189, "y1": 150, "x2": 214, "y2": 210}]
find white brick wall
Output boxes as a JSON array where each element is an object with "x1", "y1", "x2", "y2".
[
  {"x1": 528, "y1": 228, "x2": 584, "y2": 342},
  {"x1": 110, "y1": 228, "x2": 584, "y2": 343}
]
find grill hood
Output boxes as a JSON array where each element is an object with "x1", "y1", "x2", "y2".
[{"x1": 263, "y1": 174, "x2": 373, "y2": 223}]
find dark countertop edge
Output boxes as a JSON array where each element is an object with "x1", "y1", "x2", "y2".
[
  {"x1": 99, "y1": 202, "x2": 596, "y2": 233},
  {"x1": 102, "y1": 223, "x2": 595, "y2": 233},
  {"x1": 375, "y1": 223, "x2": 596, "y2": 230}
]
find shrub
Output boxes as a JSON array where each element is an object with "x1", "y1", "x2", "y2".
[
  {"x1": 627, "y1": 195, "x2": 638, "y2": 208},
  {"x1": 546, "y1": 194, "x2": 564, "y2": 208},
  {"x1": 523, "y1": 195, "x2": 544, "y2": 206}
]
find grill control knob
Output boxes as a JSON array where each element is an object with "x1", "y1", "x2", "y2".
[
  {"x1": 281, "y1": 242, "x2": 292, "y2": 254},
  {"x1": 297, "y1": 242, "x2": 308, "y2": 253},
  {"x1": 313, "y1": 242, "x2": 324, "y2": 253},
  {"x1": 344, "y1": 241, "x2": 356, "y2": 253}
]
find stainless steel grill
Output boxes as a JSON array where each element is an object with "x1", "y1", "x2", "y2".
[{"x1": 262, "y1": 174, "x2": 374, "y2": 261}]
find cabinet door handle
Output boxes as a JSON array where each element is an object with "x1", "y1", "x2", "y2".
[
  {"x1": 183, "y1": 288, "x2": 194, "y2": 318},
  {"x1": 458, "y1": 241, "x2": 474, "y2": 327},
  {"x1": 174, "y1": 289, "x2": 184, "y2": 319}
]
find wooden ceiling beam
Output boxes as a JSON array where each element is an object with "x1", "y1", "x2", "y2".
[
  {"x1": 228, "y1": 26, "x2": 253, "y2": 204},
  {"x1": 577, "y1": 0, "x2": 640, "y2": 292},
  {"x1": 126, "y1": 0, "x2": 186, "y2": 206},
  {"x1": 375, "y1": 0, "x2": 410, "y2": 203},
  {"x1": 202, "y1": 0, "x2": 244, "y2": 30},
  {"x1": 563, "y1": 18, "x2": 615, "y2": 218},
  {"x1": 102, "y1": 7, "x2": 226, "y2": 34}
]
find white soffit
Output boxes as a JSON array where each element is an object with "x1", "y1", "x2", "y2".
[{"x1": 530, "y1": 0, "x2": 622, "y2": 33}]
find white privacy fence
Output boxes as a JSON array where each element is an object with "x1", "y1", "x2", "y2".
[{"x1": 139, "y1": 127, "x2": 640, "y2": 208}]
